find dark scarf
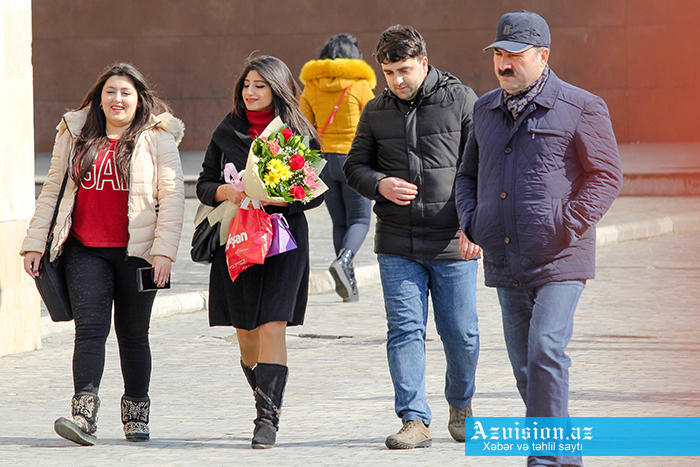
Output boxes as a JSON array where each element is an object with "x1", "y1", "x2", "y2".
[
  {"x1": 503, "y1": 65, "x2": 550, "y2": 120},
  {"x1": 245, "y1": 108, "x2": 275, "y2": 139}
]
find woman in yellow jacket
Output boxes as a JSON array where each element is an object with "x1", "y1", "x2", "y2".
[{"x1": 299, "y1": 33, "x2": 376, "y2": 302}]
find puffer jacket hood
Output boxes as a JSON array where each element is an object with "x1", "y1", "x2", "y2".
[
  {"x1": 299, "y1": 58, "x2": 377, "y2": 91},
  {"x1": 60, "y1": 107, "x2": 185, "y2": 145},
  {"x1": 299, "y1": 58, "x2": 376, "y2": 154}
]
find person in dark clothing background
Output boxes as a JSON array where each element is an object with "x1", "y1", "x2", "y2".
[
  {"x1": 455, "y1": 11, "x2": 623, "y2": 467},
  {"x1": 196, "y1": 55, "x2": 322, "y2": 449},
  {"x1": 344, "y1": 25, "x2": 479, "y2": 449}
]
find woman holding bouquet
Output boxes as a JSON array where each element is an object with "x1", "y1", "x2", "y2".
[
  {"x1": 299, "y1": 33, "x2": 376, "y2": 303},
  {"x1": 196, "y1": 55, "x2": 322, "y2": 449}
]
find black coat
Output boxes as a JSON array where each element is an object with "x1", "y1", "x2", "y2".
[
  {"x1": 196, "y1": 113, "x2": 323, "y2": 329},
  {"x1": 344, "y1": 66, "x2": 478, "y2": 260}
]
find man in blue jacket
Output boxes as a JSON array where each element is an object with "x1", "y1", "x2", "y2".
[
  {"x1": 346, "y1": 25, "x2": 479, "y2": 449},
  {"x1": 455, "y1": 10, "x2": 623, "y2": 466}
]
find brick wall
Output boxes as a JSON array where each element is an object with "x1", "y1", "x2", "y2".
[{"x1": 32, "y1": 0, "x2": 700, "y2": 151}]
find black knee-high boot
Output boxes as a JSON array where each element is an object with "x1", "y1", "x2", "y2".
[
  {"x1": 240, "y1": 360, "x2": 256, "y2": 394},
  {"x1": 251, "y1": 363, "x2": 288, "y2": 449}
]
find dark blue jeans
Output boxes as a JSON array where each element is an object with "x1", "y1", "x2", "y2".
[
  {"x1": 63, "y1": 235, "x2": 156, "y2": 398},
  {"x1": 378, "y1": 254, "x2": 479, "y2": 426},
  {"x1": 322, "y1": 153, "x2": 371, "y2": 255},
  {"x1": 497, "y1": 280, "x2": 585, "y2": 467}
]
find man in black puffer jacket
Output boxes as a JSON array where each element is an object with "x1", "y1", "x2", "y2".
[{"x1": 345, "y1": 25, "x2": 479, "y2": 450}]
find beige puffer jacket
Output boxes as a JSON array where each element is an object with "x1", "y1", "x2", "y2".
[{"x1": 21, "y1": 107, "x2": 185, "y2": 263}]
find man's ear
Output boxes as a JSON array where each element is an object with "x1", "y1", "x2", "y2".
[
  {"x1": 421, "y1": 55, "x2": 429, "y2": 73},
  {"x1": 540, "y1": 48, "x2": 550, "y2": 65}
]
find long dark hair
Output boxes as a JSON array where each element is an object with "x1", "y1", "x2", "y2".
[
  {"x1": 232, "y1": 55, "x2": 317, "y2": 139},
  {"x1": 319, "y1": 33, "x2": 362, "y2": 60},
  {"x1": 72, "y1": 62, "x2": 169, "y2": 185}
]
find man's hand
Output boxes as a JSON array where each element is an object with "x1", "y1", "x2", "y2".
[
  {"x1": 459, "y1": 231, "x2": 481, "y2": 260},
  {"x1": 378, "y1": 177, "x2": 418, "y2": 206}
]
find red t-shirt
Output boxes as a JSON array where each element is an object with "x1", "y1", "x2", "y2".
[{"x1": 70, "y1": 139, "x2": 130, "y2": 247}]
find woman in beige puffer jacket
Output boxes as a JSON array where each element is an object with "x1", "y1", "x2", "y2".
[{"x1": 20, "y1": 63, "x2": 184, "y2": 446}]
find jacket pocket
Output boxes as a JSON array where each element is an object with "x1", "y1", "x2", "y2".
[
  {"x1": 468, "y1": 206, "x2": 481, "y2": 243},
  {"x1": 545, "y1": 197, "x2": 567, "y2": 253},
  {"x1": 528, "y1": 128, "x2": 570, "y2": 168},
  {"x1": 529, "y1": 128, "x2": 568, "y2": 138}
]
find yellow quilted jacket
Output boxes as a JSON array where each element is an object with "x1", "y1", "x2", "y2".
[{"x1": 299, "y1": 58, "x2": 376, "y2": 154}]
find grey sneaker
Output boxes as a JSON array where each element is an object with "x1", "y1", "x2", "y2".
[
  {"x1": 448, "y1": 403, "x2": 472, "y2": 442},
  {"x1": 385, "y1": 420, "x2": 432, "y2": 449}
]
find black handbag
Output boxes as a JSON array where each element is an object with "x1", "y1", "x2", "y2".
[
  {"x1": 190, "y1": 152, "x2": 225, "y2": 264},
  {"x1": 190, "y1": 212, "x2": 221, "y2": 264},
  {"x1": 34, "y1": 172, "x2": 73, "y2": 322}
]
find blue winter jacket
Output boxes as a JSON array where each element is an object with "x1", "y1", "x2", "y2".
[{"x1": 455, "y1": 71, "x2": 623, "y2": 288}]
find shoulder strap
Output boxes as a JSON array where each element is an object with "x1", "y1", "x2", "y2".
[
  {"x1": 46, "y1": 171, "x2": 70, "y2": 243},
  {"x1": 319, "y1": 86, "x2": 351, "y2": 137},
  {"x1": 49, "y1": 171, "x2": 70, "y2": 231}
]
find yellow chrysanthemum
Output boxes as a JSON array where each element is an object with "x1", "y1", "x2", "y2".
[
  {"x1": 265, "y1": 159, "x2": 292, "y2": 184},
  {"x1": 264, "y1": 170, "x2": 281, "y2": 187}
]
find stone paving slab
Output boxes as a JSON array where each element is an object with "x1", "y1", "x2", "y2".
[{"x1": 3, "y1": 230, "x2": 700, "y2": 465}]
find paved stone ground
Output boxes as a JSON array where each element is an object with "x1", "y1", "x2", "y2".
[{"x1": 3, "y1": 226, "x2": 700, "y2": 465}]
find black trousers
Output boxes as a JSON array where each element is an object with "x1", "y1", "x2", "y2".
[{"x1": 62, "y1": 235, "x2": 156, "y2": 398}]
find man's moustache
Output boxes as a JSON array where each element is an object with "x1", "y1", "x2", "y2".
[{"x1": 498, "y1": 69, "x2": 514, "y2": 76}]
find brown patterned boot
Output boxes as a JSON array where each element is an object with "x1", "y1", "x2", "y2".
[
  {"x1": 121, "y1": 395, "x2": 150, "y2": 442},
  {"x1": 54, "y1": 393, "x2": 100, "y2": 446}
]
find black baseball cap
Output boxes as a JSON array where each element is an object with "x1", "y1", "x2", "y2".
[{"x1": 483, "y1": 10, "x2": 551, "y2": 53}]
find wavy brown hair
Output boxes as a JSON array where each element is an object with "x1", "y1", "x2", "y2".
[
  {"x1": 375, "y1": 25, "x2": 427, "y2": 64},
  {"x1": 71, "y1": 63, "x2": 169, "y2": 185},
  {"x1": 232, "y1": 55, "x2": 317, "y2": 139}
]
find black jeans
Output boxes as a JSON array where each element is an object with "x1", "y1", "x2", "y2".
[
  {"x1": 322, "y1": 153, "x2": 371, "y2": 255},
  {"x1": 62, "y1": 235, "x2": 156, "y2": 398}
]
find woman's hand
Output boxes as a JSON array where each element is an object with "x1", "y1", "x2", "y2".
[
  {"x1": 215, "y1": 184, "x2": 247, "y2": 206},
  {"x1": 23, "y1": 251, "x2": 43, "y2": 278},
  {"x1": 151, "y1": 255, "x2": 172, "y2": 287}
]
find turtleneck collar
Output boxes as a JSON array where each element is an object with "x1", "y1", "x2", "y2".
[{"x1": 245, "y1": 108, "x2": 275, "y2": 139}]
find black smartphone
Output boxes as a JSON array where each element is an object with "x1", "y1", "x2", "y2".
[{"x1": 137, "y1": 267, "x2": 170, "y2": 292}]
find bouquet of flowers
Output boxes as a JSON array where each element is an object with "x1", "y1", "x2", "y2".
[{"x1": 243, "y1": 117, "x2": 327, "y2": 203}]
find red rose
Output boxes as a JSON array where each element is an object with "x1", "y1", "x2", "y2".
[
  {"x1": 289, "y1": 185, "x2": 306, "y2": 200},
  {"x1": 281, "y1": 128, "x2": 293, "y2": 142},
  {"x1": 288, "y1": 153, "x2": 306, "y2": 171}
]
